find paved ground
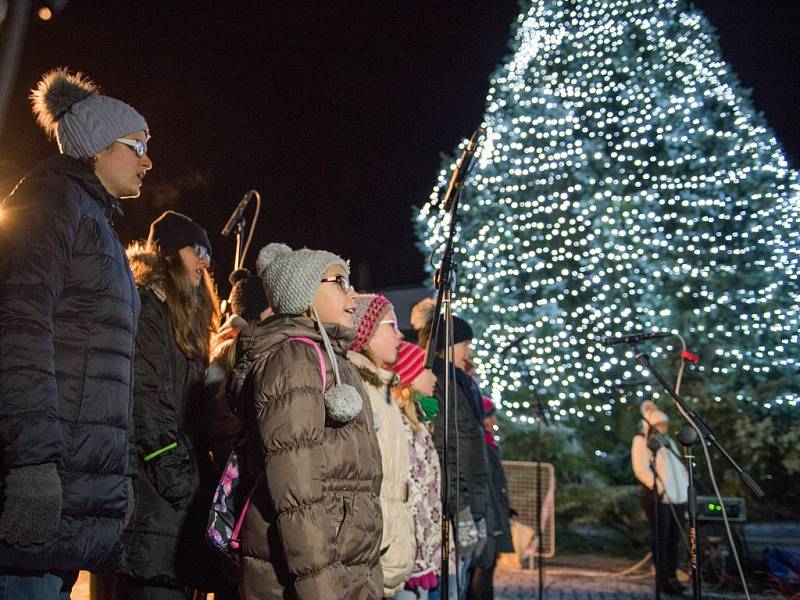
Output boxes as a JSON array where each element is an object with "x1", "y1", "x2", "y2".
[
  {"x1": 496, "y1": 567, "x2": 655, "y2": 599},
  {"x1": 74, "y1": 562, "x2": 780, "y2": 599}
]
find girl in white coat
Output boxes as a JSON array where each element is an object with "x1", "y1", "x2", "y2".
[{"x1": 349, "y1": 294, "x2": 416, "y2": 597}]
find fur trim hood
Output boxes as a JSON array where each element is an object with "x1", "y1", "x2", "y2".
[
  {"x1": 348, "y1": 350, "x2": 397, "y2": 389},
  {"x1": 126, "y1": 242, "x2": 165, "y2": 293}
]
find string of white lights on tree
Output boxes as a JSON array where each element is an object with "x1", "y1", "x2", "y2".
[{"x1": 415, "y1": 0, "x2": 799, "y2": 426}]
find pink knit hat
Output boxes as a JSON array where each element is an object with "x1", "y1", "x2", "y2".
[
  {"x1": 350, "y1": 294, "x2": 393, "y2": 353},
  {"x1": 393, "y1": 342, "x2": 426, "y2": 386}
]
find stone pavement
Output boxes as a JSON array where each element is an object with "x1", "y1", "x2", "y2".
[
  {"x1": 495, "y1": 566, "x2": 656, "y2": 600},
  {"x1": 494, "y1": 565, "x2": 780, "y2": 599},
  {"x1": 75, "y1": 565, "x2": 777, "y2": 599}
]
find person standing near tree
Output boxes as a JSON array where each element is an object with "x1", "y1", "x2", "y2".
[
  {"x1": 230, "y1": 243, "x2": 383, "y2": 599},
  {"x1": 390, "y1": 341, "x2": 457, "y2": 600},
  {"x1": 631, "y1": 400, "x2": 688, "y2": 596},
  {"x1": 122, "y1": 211, "x2": 221, "y2": 599},
  {"x1": 410, "y1": 299, "x2": 489, "y2": 600},
  {"x1": 470, "y1": 398, "x2": 514, "y2": 600},
  {"x1": 349, "y1": 294, "x2": 416, "y2": 597},
  {"x1": 0, "y1": 68, "x2": 150, "y2": 598}
]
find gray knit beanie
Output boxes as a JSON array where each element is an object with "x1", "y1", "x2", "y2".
[
  {"x1": 256, "y1": 243, "x2": 349, "y2": 315},
  {"x1": 30, "y1": 68, "x2": 148, "y2": 158}
]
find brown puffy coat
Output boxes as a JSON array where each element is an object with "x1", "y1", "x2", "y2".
[{"x1": 232, "y1": 315, "x2": 384, "y2": 599}]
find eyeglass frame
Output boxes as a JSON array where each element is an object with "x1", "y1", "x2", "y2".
[
  {"x1": 192, "y1": 243, "x2": 211, "y2": 262},
  {"x1": 319, "y1": 274, "x2": 353, "y2": 294},
  {"x1": 116, "y1": 138, "x2": 147, "y2": 158},
  {"x1": 379, "y1": 319, "x2": 400, "y2": 333}
]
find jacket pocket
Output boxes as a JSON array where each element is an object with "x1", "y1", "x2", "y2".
[{"x1": 334, "y1": 496, "x2": 348, "y2": 543}]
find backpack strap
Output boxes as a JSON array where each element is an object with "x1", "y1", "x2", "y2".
[
  {"x1": 231, "y1": 336, "x2": 329, "y2": 548},
  {"x1": 286, "y1": 336, "x2": 327, "y2": 391}
]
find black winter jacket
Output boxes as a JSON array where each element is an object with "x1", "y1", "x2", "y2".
[
  {"x1": 123, "y1": 250, "x2": 207, "y2": 586},
  {"x1": 476, "y1": 444, "x2": 514, "y2": 568},
  {"x1": 431, "y1": 358, "x2": 489, "y2": 520},
  {"x1": 0, "y1": 155, "x2": 139, "y2": 571}
]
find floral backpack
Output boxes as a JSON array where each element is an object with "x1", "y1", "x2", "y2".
[{"x1": 206, "y1": 337, "x2": 327, "y2": 563}]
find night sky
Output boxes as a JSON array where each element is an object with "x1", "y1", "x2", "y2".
[{"x1": 1, "y1": 1, "x2": 798, "y2": 294}]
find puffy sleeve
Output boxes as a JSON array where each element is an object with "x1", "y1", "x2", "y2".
[
  {"x1": 133, "y1": 290, "x2": 197, "y2": 508},
  {"x1": 0, "y1": 177, "x2": 81, "y2": 470}
]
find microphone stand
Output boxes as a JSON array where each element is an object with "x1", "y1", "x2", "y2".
[
  {"x1": 630, "y1": 344, "x2": 765, "y2": 600},
  {"x1": 531, "y1": 387, "x2": 549, "y2": 600},
  {"x1": 676, "y1": 424, "x2": 702, "y2": 600},
  {"x1": 220, "y1": 190, "x2": 261, "y2": 316},
  {"x1": 233, "y1": 218, "x2": 246, "y2": 271},
  {"x1": 424, "y1": 127, "x2": 486, "y2": 600}
]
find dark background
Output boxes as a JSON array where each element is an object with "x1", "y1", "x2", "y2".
[{"x1": 1, "y1": 1, "x2": 797, "y2": 294}]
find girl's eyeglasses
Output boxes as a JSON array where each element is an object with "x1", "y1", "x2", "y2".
[
  {"x1": 193, "y1": 243, "x2": 211, "y2": 262},
  {"x1": 320, "y1": 275, "x2": 352, "y2": 294},
  {"x1": 380, "y1": 319, "x2": 399, "y2": 333}
]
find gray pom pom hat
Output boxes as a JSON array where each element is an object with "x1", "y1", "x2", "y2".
[
  {"x1": 30, "y1": 67, "x2": 148, "y2": 158},
  {"x1": 256, "y1": 243, "x2": 361, "y2": 422}
]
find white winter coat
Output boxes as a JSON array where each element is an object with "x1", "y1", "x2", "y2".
[{"x1": 349, "y1": 351, "x2": 415, "y2": 596}]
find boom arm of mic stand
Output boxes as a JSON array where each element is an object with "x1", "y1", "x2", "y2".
[
  {"x1": 632, "y1": 346, "x2": 765, "y2": 498},
  {"x1": 424, "y1": 127, "x2": 485, "y2": 370}
]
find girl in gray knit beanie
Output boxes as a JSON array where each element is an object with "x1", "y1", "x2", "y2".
[
  {"x1": 231, "y1": 245, "x2": 385, "y2": 597},
  {"x1": 255, "y1": 242, "x2": 363, "y2": 421}
]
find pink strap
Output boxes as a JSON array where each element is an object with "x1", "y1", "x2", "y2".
[
  {"x1": 231, "y1": 336, "x2": 329, "y2": 547},
  {"x1": 286, "y1": 336, "x2": 327, "y2": 390}
]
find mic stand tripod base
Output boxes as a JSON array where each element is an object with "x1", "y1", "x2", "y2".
[{"x1": 677, "y1": 425, "x2": 702, "y2": 600}]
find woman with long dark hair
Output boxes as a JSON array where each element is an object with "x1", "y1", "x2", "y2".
[{"x1": 123, "y1": 211, "x2": 220, "y2": 599}]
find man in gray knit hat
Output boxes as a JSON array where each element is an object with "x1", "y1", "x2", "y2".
[{"x1": 0, "y1": 68, "x2": 150, "y2": 596}]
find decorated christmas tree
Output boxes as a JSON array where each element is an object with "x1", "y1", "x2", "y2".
[{"x1": 415, "y1": 0, "x2": 799, "y2": 443}]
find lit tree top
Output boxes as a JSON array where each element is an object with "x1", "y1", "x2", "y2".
[{"x1": 416, "y1": 0, "x2": 799, "y2": 425}]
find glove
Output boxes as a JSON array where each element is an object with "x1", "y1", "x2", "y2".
[
  {"x1": 456, "y1": 506, "x2": 479, "y2": 555},
  {"x1": 123, "y1": 477, "x2": 136, "y2": 527},
  {"x1": 407, "y1": 571, "x2": 438, "y2": 591},
  {"x1": 0, "y1": 463, "x2": 62, "y2": 546},
  {"x1": 474, "y1": 517, "x2": 488, "y2": 557},
  {"x1": 144, "y1": 444, "x2": 198, "y2": 510}
]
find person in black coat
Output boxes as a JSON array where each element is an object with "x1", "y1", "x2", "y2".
[
  {"x1": 470, "y1": 398, "x2": 514, "y2": 600},
  {"x1": 0, "y1": 69, "x2": 150, "y2": 596},
  {"x1": 411, "y1": 299, "x2": 489, "y2": 599},
  {"x1": 121, "y1": 212, "x2": 220, "y2": 599}
]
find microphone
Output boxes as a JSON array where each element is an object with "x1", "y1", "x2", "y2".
[
  {"x1": 598, "y1": 332, "x2": 672, "y2": 346},
  {"x1": 443, "y1": 128, "x2": 486, "y2": 211},
  {"x1": 221, "y1": 190, "x2": 257, "y2": 237},
  {"x1": 647, "y1": 432, "x2": 667, "y2": 453}
]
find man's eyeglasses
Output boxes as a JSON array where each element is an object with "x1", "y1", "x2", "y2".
[
  {"x1": 116, "y1": 138, "x2": 147, "y2": 158},
  {"x1": 193, "y1": 243, "x2": 211, "y2": 262},
  {"x1": 320, "y1": 275, "x2": 352, "y2": 294}
]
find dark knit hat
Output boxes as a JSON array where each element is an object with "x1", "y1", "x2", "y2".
[
  {"x1": 435, "y1": 316, "x2": 474, "y2": 352},
  {"x1": 147, "y1": 210, "x2": 212, "y2": 258},
  {"x1": 229, "y1": 268, "x2": 268, "y2": 322}
]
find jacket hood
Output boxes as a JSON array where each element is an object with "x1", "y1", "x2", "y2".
[
  {"x1": 348, "y1": 350, "x2": 396, "y2": 389},
  {"x1": 238, "y1": 314, "x2": 355, "y2": 359},
  {"x1": 126, "y1": 242, "x2": 165, "y2": 291},
  {"x1": 26, "y1": 154, "x2": 121, "y2": 219},
  {"x1": 231, "y1": 314, "x2": 356, "y2": 406}
]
